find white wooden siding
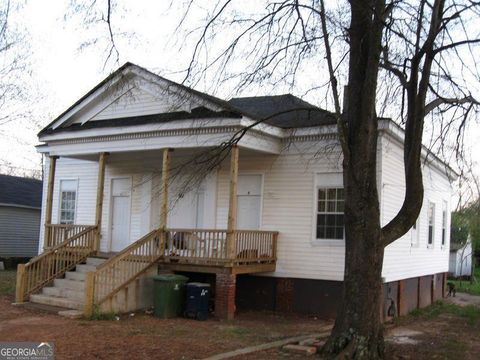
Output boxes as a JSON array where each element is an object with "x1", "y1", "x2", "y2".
[
  {"x1": 89, "y1": 86, "x2": 195, "y2": 121},
  {"x1": 216, "y1": 148, "x2": 347, "y2": 280},
  {"x1": 380, "y1": 134, "x2": 452, "y2": 282},
  {"x1": 38, "y1": 133, "x2": 452, "y2": 282}
]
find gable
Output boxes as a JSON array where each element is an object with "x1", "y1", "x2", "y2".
[
  {"x1": 72, "y1": 85, "x2": 198, "y2": 124},
  {"x1": 42, "y1": 63, "x2": 237, "y2": 135}
]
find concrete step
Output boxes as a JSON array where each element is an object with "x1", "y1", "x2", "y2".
[
  {"x1": 30, "y1": 294, "x2": 84, "y2": 311},
  {"x1": 86, "y1": 257, "x2": 106, "y2": 266},
  {"x1": 15, "y1": 301, "x2": 71, "y2": 315},
  {"x1": 75, "y1": 264, "x2": 97, "y2": 273},
  {"x1": 54, "y1": 278, "x2": 85, "y2": 291},
  {"x1": 65, "y1": 271, "x2": 86, "y2": 281},
  {"x1": 42, "y1": 286, "x2": 84, "y2": 301}
]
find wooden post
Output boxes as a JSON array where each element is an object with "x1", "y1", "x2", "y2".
[
  {"x1": 94, "y1": 152, "x2": 108, "y2": 252},
  {"x1": 84, "y1": 271, "x2": 95, "y2": 317},
  {"x1": 226, "y1": 145, "x2": 239, "y2": 260},
  {"x1": 44, "y1": 155, "x2": 58, "y2": 249},
  {"x1": 15, "y1": 264, "x2": 26, "y2": 303},
  {"x1": 159, "y1": 149, "x2": 172, "y2": 249}
]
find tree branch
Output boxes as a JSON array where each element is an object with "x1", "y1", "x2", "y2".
[{"x1": 425, "y1": 95, "x2": 480, "y2": 115}]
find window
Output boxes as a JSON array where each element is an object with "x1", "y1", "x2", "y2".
[
  {"x1": 442, "y1": 201, "x2": 448, "y2": 246},
  {"x1": 59, "y1": 180, "x2": 77, "y2": 224},
  {"x1": 411, "y1": 217, "x2": 420, "y2": 247},
  {"x1": 428, "y1": 202, "x2": 435, "y2": 246},
  {"x1": 316, "y1": 188, "x2": 344, "y2": 240}
]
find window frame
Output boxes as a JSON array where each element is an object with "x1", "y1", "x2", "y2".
[
  {"x1": 312, "y1": 172, "x2": 344, "y2": 246},
  {"x1": 441, "y1": 200, "x2": 448, "y2": 248},
  {"x1": 427, "y1": 201, "x2": 435, "y2": 248},
  {"x1": 315, "y1": 186, "x2": 345, "y2": 242},
  {"x1": 411, "y1": 216, "x2": 420, "y2": 248},
  {"x1": 58, "y1": 179, "x2": 78, "y2": 225}
]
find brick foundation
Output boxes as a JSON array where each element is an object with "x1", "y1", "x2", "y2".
[
  {"x1": 215, "y1": 273, "x2": 236, "y2": 320},
  {"x1": 237, "y1": 271, "x2": 447, "y2": 320},
  {"x1": 276, "y1": 278, "x2": 294, "y2": 312}
]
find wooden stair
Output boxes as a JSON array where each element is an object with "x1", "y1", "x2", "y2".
[{"x1": 29, "y1": 257, "x2": 106, "y2": 311}]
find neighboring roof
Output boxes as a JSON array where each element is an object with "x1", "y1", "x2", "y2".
[
  {"x1": 0, "y1": 174, "x2": 42, "y2": 209},
  {"x1": 228, "y1": 94, "x2": 336, "y2": 129}
]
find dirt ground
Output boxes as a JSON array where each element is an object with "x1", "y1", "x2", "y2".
[
  {"x1": 0, "y1": 293, "x2": 328, "y2": 359},
  {"x1": 1, "y1": 267, "x2": 479, "y2": 360}
]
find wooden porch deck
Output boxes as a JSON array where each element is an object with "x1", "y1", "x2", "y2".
[{"x1": 44, "y1": 226, "x2": 278, "y2": 274}]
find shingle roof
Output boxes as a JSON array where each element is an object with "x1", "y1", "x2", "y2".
[
  {"x1": 38, "y1": 107, "x2": 242, "y2": 135},
  {"x1": 0, "y1": 174, "x2": 42, "y2": 209},
  {"x1": 228, "y1": 94, "x2": 336, "y2": 129}
]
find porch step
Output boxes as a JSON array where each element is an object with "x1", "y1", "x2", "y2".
[
  {"x1": 16, "y1": 301, "x2": 71, "y2": 315},
  {"x1": 75, "y1": 264, "x2": 97, "y2": 273},
  {"x1": 65, "y1": 271, "x2": 86, "y2": 281},
  {"x1": 53, "y1": 278, "x2": 85, "y2": 291},
  {"x1": 42, "y1": 286, "x2": 84, "y2": 301},
  {"x1": 86, "y1": 257, "x2": 107, "y2": 266},
  {"x1": 29, "y1": 294, "x2": 84, "y2": 311},
  {"x1": 29, "y1": 257, "x2": 107, "y2": 312}
]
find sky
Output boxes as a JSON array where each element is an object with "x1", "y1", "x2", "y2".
[{"x1": 1, "y1": 0, "x2": 479, "y2": 201}]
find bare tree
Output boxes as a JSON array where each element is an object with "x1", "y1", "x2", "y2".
[
  {"x1": 76, "y1": 0, "x2": 480, "y2": 358},
  {"x1": 169, "y1": 1, "x2": 480, "y2": 358},
  {"x1": 0, "y1": 0, "x2": 42, "y2": 178}
]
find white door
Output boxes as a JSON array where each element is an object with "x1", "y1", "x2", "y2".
[
  {"x1": 110, "y1": 178, "x2": 132, "y2": 252},
  {"x1": 237, "y1": 175, "x2": 262, "y2": 230}
]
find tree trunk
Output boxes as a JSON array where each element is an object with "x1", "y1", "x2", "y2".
[
  {"x1": 323, "y1": 1, "x2": 387, "y2": 358},
  {"x1": 323, "y1": 207, "x2": 385, "y2": 359}
]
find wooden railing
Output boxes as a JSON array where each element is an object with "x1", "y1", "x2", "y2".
[
  {"x1": 44, "y1": 224, "x2": 94, "y2": 249},
  {"x1": 15, "y1": 226, "x2": 97, "y2": 303},
  {"x1": 234, "y1": 230, "x2": 278, "y2": 264},
  {"x1": 85, "y1": 230, "x2": 162, "y2": 315},
  {"x1": 164, "y1": 229, "x2": 278, "y2": 265}
]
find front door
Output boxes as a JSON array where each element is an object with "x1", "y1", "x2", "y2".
[
  {"x1": 237, "y1": 175, "x2": 262, "y2": 229},
  {"x1": 110, "y1": 178, "x2": 132, "y2": 252}
]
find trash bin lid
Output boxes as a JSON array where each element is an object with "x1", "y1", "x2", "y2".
[
  {"x1": 151, "y1": 274, "x2": 189, "y2": 282},
  {"x1": 187, "y1": 282, "x2": 211, "y2": 287}
]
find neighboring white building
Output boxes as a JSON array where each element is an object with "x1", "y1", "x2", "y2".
[
  {"x1": 20, "y1": 63, "x2": 455, "y2": 319},
  {"x1": 449, "y1": 238, "x2": 473, "y2": 277}
]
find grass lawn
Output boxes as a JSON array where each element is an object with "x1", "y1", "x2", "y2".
[
  {"x1": 409, "y1": 300, "x2": 480, "y2": 326},
  {"x1": 0, "y1": 270, "x2": 16, "y2": 296},
  {"x1": 451, "y1": 268, "x2": 480, "y2": 295}
]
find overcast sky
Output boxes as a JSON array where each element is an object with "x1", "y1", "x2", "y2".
[{"x1": 1, "y1": 0, "x2": 479, "y2": 196}]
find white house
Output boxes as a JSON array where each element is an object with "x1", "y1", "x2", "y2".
[{"x1": 16, "y1": 63, "x2": 455, "y2": 320}]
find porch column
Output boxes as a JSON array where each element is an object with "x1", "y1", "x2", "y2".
[
  {"x1": 226, "y1": 145, "x2": 239, "y2": 260},
  {"x1": 159, "y1": 148, "x2": 172, "y2": 249},
  {"x1": 94, "y1": 152, "x2": 109, "y2": 251},
  {"x1": 44, "y1": 155, "x2": 58, "y2": 249}
]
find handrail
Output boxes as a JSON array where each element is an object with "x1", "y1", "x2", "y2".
[
  {"x1": 15, "y1": 225, "x2": 97, "y2": 303},
  {"x1": 85, "y1": 230, "x2": 162, "y2": 315},
  {"x1": 44, "y1": 224, "x2": 93, "y2": 248}
]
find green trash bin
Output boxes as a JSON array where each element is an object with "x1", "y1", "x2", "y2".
[{"x1": 151, "y1": 274, "x2": 189, "y2": 318}]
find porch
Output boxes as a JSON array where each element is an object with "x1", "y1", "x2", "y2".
[{"x1": 17, "y1": 146, "x2": 279, "y2": 319}]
